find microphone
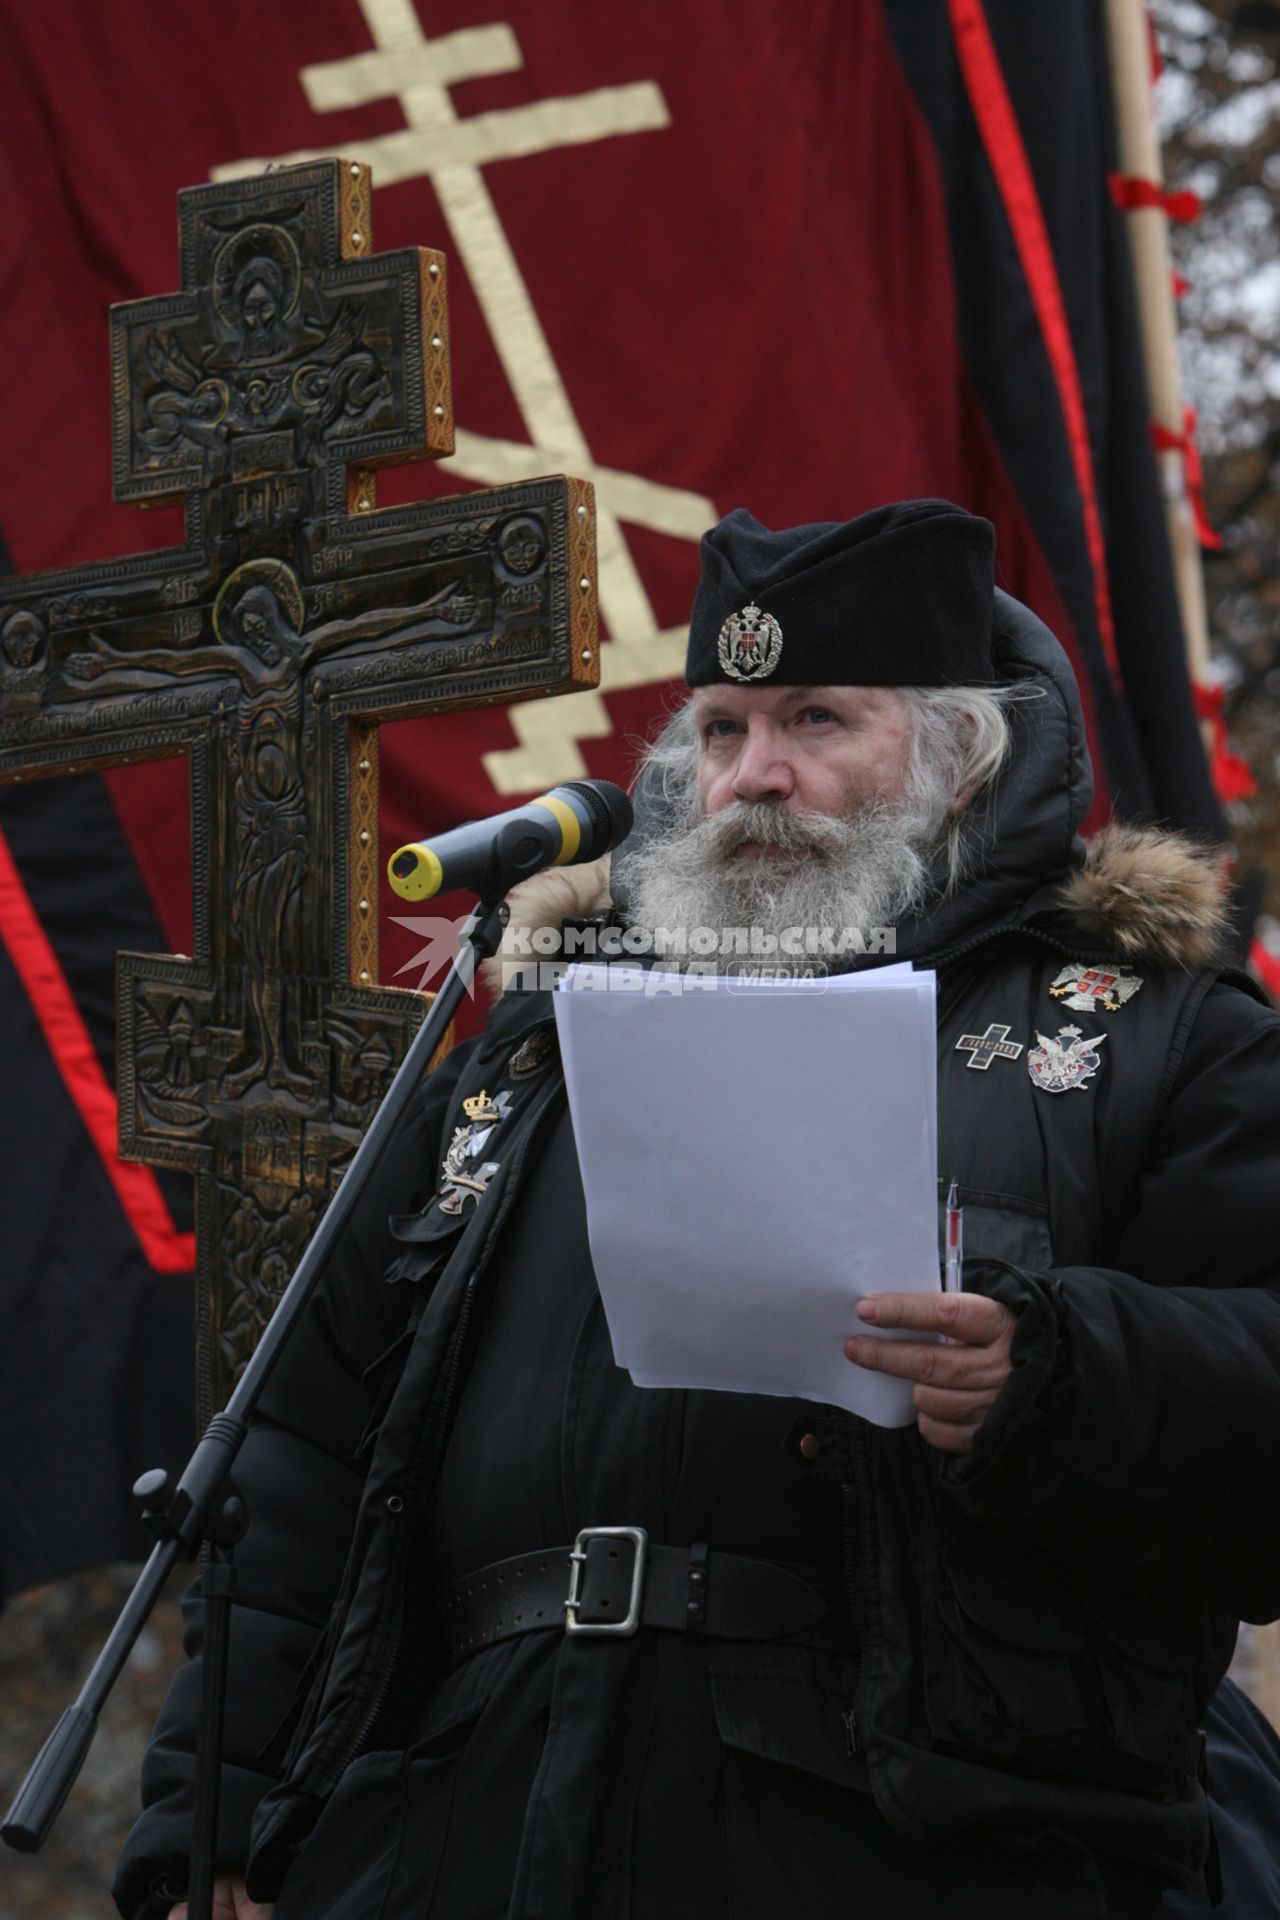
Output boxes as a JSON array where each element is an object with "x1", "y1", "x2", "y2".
[{"x1": 387, "y1": 779, "x2": 634, "y2": 902}]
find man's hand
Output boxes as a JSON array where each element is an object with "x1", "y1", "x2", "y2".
[
  {"x1": 845, "y1": 1291, "x2": 1016, "y2": 1455},
  {"x1": 168, "y1": 1878, "x2": 273, "y2": 1920}
]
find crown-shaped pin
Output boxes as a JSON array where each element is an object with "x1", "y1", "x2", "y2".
[{"x1": 463, "y1": 1089, "x2": 495, "y2": 1120}]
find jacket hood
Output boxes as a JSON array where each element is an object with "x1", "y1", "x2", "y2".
[
  {"x1": 885, "y1": 588, "x2": 1093, "y2": 957},
  {"x1": 490, "y1": 591, "x2": 1229, "y2": 985}
]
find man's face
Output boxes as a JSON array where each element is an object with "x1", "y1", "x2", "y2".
[
  {"x1": 693, "y1": 682, "x2": 915, "y2": 836},
  {"x1": 625, "y1": 681, "x2": 952, "y2": 969}
]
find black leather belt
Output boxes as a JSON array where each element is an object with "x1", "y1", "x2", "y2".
[{"x1": 440, "y1": 1526, "x2": 853, "y2": 1669}]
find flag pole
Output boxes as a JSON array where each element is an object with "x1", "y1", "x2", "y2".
[
  {"x1": 1105, "y1": 6, "x2": 1280, "y2": 1717},
  {"x1": 1102, "y1": 0, "x2": 1213, "y2": 699}
]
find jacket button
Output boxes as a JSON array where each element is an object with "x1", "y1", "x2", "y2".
[
  {"x1": 798, "y1": 1433, "x2": 821, "y2": 1462},
  {"x1": 385, "y1": 1493, "x2": 404, "y2": 1515}
]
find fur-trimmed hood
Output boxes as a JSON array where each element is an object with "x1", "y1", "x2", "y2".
[
  {"x1": 490, "y1": 590, "x2": 1231, "y2": 986},
  {"x1": 1056, "y1": 822, "x2": 1229, "y2": 969}
]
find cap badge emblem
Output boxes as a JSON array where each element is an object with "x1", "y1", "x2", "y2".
[
  {"x1": 1049, "y1": 962, "x2": 1143, "y2": 1013},
  {"x1": 1027, "y1": 1025, "x2": 1106, "y2": 1094},
  {"x1": 718, "y1": 602, "x2": 783, "y2": 682}
]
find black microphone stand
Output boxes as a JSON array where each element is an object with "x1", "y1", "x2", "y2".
[{"x1": 1, "y1": 895, "x2": 509, "y2": 1920}]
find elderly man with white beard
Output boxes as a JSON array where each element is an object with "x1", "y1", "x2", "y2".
[
  {"x1": 621, "y1": 678, "x2": 1016, "y2": 987},
  {"x1": 117, "y1": 502, "x2": 1280, "y2": 1920}
]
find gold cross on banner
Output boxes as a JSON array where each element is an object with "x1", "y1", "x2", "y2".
[
  {"x1": 215, "y1": 0, "x2": 719, "y2": 791},
  {"x1": 0, "y1": 157, "x2": 598, "y2": 1420}
]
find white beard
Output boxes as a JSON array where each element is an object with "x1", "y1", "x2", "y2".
[{"x1": 624, "y1": 789, "x2": 951, "y2": 973}]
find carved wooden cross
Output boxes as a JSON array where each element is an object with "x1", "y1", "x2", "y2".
[{"x1": 0, "y1": 159, "x2": 598, "y2": 1419}]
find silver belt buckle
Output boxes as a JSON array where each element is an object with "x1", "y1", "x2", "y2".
[{"x1": 564, "y1": 1525, "x2": 648, "y2": 1636}]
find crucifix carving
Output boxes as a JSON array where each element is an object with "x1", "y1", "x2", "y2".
[{"x1": 0, "y1": 157, "x2": 598, "y2": 1420}]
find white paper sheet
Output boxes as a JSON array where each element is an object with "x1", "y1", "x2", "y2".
[{"x1": 553, "y1": 964, "x2": 939, "y2": 1427}]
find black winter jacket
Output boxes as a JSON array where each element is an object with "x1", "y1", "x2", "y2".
[{"x1": 114, "y1": 596, "x2": 1280, "y2": 1917}]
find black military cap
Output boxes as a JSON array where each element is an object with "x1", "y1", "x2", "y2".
[{"x1": 685, "y1": 500, "x2": 997, "y2": 689}]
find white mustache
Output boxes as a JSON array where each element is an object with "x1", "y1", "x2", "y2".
[{"x1": 709, "y1": 804, "x2": 837, "y2": 856}]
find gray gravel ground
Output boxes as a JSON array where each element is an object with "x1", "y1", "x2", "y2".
[{"x1": 0, "y1": 1567, "x2": 186, "y2": 1920}]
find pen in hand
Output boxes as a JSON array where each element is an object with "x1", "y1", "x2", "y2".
[{"x1": 944, "y1": 1178, "x2": 964, "y2": 1300}]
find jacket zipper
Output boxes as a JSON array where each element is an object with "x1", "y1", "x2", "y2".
[
  {"x1": 841, "y1": 1423, "x2": 875, "y2": 1759},
  {"x1": 325, "y1": 1075, "x2": 568, "y2": 1783},
  {"x1": 827, "y1": 929, "x2": 1081, "y2": 1770},
  {"x1": 341, "y1": 1280, "x2": 479, "y2": 1769}
]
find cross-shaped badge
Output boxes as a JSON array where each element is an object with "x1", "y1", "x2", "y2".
[
  {"x1": 954, "y1": 1023, "x2": 1025, "y2": 1071},
  {"x1": 438, "y1": 1159, "x2": 502, "y2": 1216}
]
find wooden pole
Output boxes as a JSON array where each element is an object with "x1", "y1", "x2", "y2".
[
  {"x1": 1105, "y1": 0, "x2": 1280, "y2": 1737},
  {"x1": 1102, "y1": 0, "x2": 1212, "y2": 687},
  {"x1": 1105, "y1": 9, "x2": 1280, "y2": 1730}
]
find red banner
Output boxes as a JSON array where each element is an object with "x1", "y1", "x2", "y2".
[{"x1": 0, "y1": 0, "x2": 1092, "y2": 993}]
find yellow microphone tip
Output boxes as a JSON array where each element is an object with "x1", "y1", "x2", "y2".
[{"x1": 387, "y1": 843, "x2": 444, "y2": 900}]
